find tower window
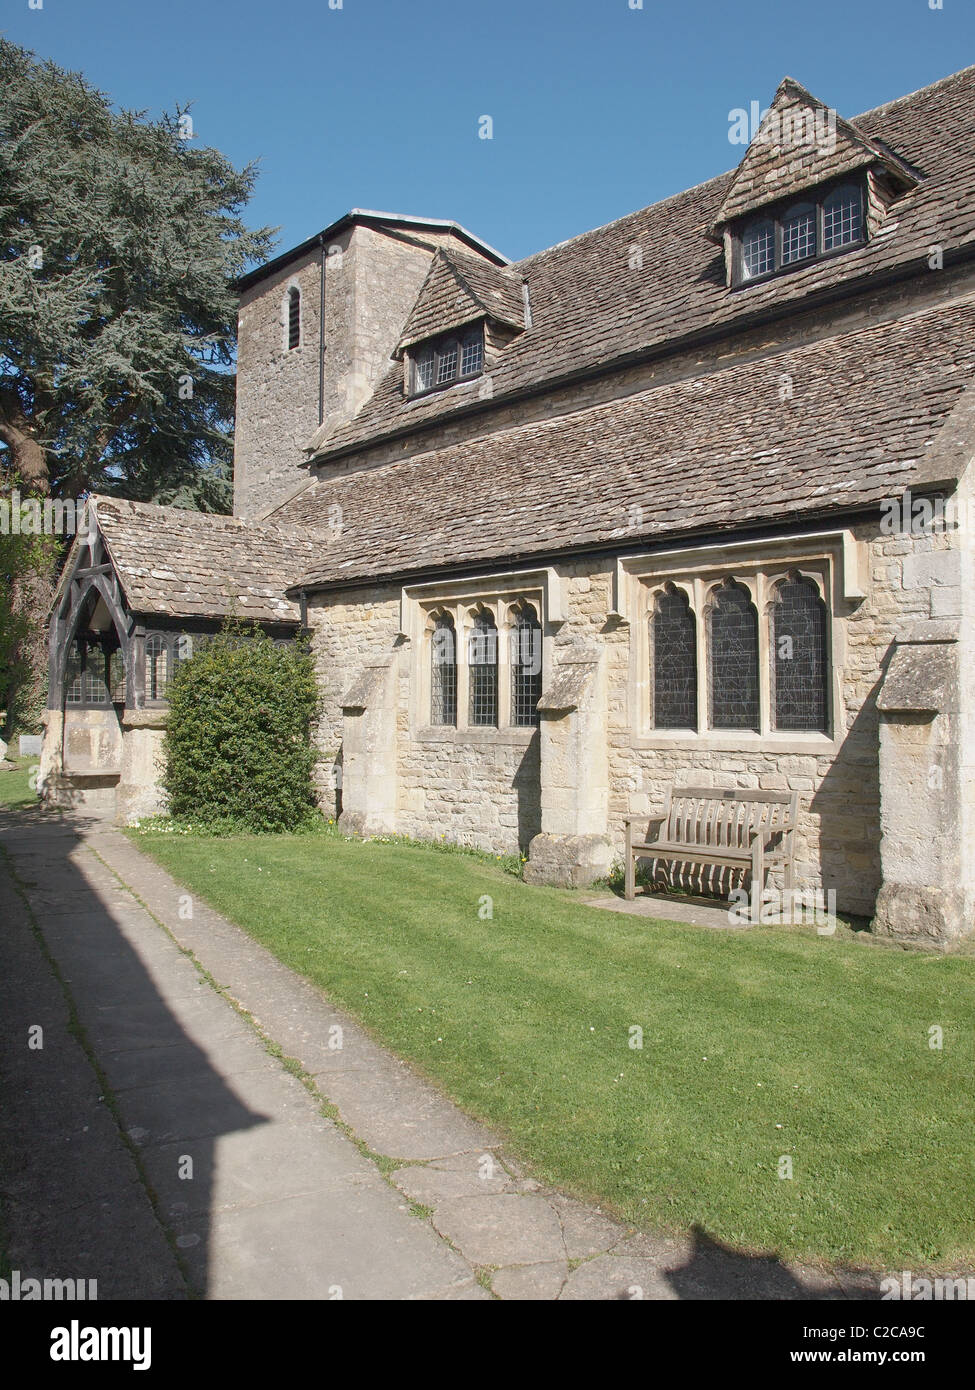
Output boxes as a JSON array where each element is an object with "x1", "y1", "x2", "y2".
[{"x1": 287, "y1": 288, "x2": 300, "y2": 350}]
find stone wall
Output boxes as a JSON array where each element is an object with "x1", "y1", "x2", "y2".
[
  {"x1": 304, "y1": 493, "x2": 971, "y2": 930},
  {"x1": 234, "y1": 243, "x2": 325, "y2": 520}
]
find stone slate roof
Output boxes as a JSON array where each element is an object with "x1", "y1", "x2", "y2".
[
  {"x1": 394, "y1": 248, "x2": 525, "y2": 355},
  {"x1": 280, "y1": 296, "x2": 975, "y2": 589},
  {"x1": 707, "y1": 77, "x2": 918, "y2": 233},
  {"x1": 311, "y1": 64, "x2": 975, "y2": 462},
  {"x1": 90, "y1": 497, "x2": 322, "y2": 623}
]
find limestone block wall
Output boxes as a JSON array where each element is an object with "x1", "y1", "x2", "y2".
[
  {"x1": 396, "y1": 734, "x2": 540, "y2": 853},
  {"x1": 234, "y1": 243, "x2": 326, "y2": 520},
  {"x1": 603, "y1": 519, "x2": 957, "y2": 919},
  {"x1": 309, "y1": 503, "x2": 965, "y2": 922},
  {"x1": 308, "y1": 581, "x2": 542, "y2": 851},
  {"x1": 116, "y1": 713, "x2": 169, "y2": 823}
]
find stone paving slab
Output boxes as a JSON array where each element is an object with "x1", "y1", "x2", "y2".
[
  {"x1": 584, "y1": 891, "x2": 743, "y2": 929},
  {"x1": 432, "y1": 1193, "x2": 567, "y2": 1266}
]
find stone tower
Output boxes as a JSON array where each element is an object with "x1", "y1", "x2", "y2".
[{"x1": 232, "y1": 211, "x2": 508, "y2": 520}]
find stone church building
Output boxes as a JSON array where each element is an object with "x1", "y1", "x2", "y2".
[{"x1": 40, "y1": 67, "x2": 975, "y2": 946}]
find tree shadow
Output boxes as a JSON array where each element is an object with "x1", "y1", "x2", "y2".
[
  {"x1": 0, "y1": 814, "x2": 268, "y2": 1299},
  {"x1": 662, "y1": 1225, "x2": 879, "y2": 1300}
]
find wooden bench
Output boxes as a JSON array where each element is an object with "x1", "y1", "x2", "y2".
[{"x1": 624, "y1": 786, "x2": 799, "y2": 921}]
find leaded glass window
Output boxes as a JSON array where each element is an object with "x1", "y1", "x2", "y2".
[
  {"x1": 733, "y1": 179, "x2": 866, "y2": 285},
  {"x1": 431, "y1": 613, "x2": 457, "y2": 726},
  {"x1": 146, "y1": 633, "x2": 170, "y2": 702},
  {"x1": 771, "y1": 576, "x2": 828, "y2": 732},
  {"x1": 781, "y1": 202, "x2": 816, "y2": 264},
  {"x1": 468, "y1": 610, "x2": 498, "y2": 727},
  {"x1": 822, "y1": 183, "x2": 863, "y2": 252},
  {"x1": 740, "y1": 218, "x2": 775, "y2": 280},
  {"x1": 63, "y1": 637, "x2": 112, "y2": 708},
  {"x1": 410, "y1": 325, "x2": 484, "y2": 396},
  {"x1": 510, "y1": 603, "x2": 542, "y2": 728},
  {"x1": 707, "y1": 580, "x2": 759, "y2": 731},
  {"x1": 651, "y1": 585, "x2": 697, "y2": 730},
  {"x1": 287, "y1": 288, "x2": 300, "y2": 350},
  {"x1": 436, "y1": 341, "x2": 458, "y2": 384},
  {"x1": 461, "y1": 335, "x2": 483, "y2": 376},
  {"x1": 413, "y1": 347, "x2": 434, "y2": 392}
]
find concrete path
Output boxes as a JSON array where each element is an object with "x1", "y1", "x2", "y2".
[{"x1": 0, "y1": 812, "x2": 885, "y2": 1300}]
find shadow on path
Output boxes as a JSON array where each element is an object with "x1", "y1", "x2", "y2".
[{"x1": 0, "y1": 816, "x2": 267, "y2": 1299}]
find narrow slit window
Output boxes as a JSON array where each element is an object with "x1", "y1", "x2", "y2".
[
  {"x1": 287, "y1": 288, "x2": 301, "y2": 350},
  {"x1": 771, "y1": 575, "x2": 828, "y2": 732},
  {"x1": 510, "y1": 603, "x2": 542, "y2": 727},
  {"x1": 651, "y1": 585, "x2": 698, "y2": 730},
  {"x1": 431, "y1": 614, "x2": 457, "y2": 726},
  {"x1": 707, "y1": 580, "x2": 759, "y2": 731},
  {"x1": 468, "y1": 610, "x2": 498, "y2": 727}
]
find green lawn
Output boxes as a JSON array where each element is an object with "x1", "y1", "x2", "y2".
[
  {"x1": 0, "y1": 757, "x2": 39, "y2": 809},
  {"x1": 132, "y1": 825, "x2": 975, "y2": 1269}
]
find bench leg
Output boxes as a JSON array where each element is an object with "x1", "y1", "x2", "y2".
[
  {"x1": 750, "y1": 841, "x2": 765, "y2": 924},
  {"x1": 625, "y1": 821, "x2": 635, "y2": 900}
]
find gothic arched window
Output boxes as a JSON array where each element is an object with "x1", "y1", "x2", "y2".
[
  {"x1": 771, "y1": 575, "x2": 828, "y2": 732},
  {"x1": 651, "y1": 585, "x2": 697, "y2": 730},
  {"x1": 287, "y1": 287, "x2": 301, "y2": 350},
  {"x1": 430, "y1": 613, "x2": 457, "y2": 726},
  {"x1": 510, "y1": 602, "x2": 542, "y2": 727},
  {"x1": 707, "y1": 579, "x2": 759, "y2": 731},
  {"x1": 468, "y1": 609, "x2": 498, "y2": 727}
]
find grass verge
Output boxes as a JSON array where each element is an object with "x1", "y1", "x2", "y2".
[{"x1": 129, "y1": 823, "x2": 975, "y2": 1269}]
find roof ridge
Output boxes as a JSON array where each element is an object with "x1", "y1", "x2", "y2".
[
  {"x1": 511, "y1": 169, "x2": 735, "y2": 269},
  {"x1": 851, "y1": 62, "x2": 975, "y2": 122},
  {"x1": 509, "y1": 65, "x2": 975, "y2": 270}
]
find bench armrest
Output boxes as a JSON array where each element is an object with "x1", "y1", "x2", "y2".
[{"x1": 748, "y1": 816, "x2": 797, "y2": 845}]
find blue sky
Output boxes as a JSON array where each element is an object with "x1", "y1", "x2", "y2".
[{"x1": 4, "y1": 0, "x2": 973, "y2": 264}]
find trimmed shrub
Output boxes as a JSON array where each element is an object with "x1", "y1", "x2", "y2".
[{"x1": 162, "y1": 623, "x2": 319, "y2": 832}]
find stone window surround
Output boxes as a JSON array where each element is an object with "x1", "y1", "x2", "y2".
[
  {"x1": 400, "y1": 568, "x2": 566, "y2": 744},
  {"x1": 613, "y1": 530, "x2": 864, "y2": 754}
]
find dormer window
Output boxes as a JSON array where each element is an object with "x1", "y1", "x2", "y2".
[
  {"x1": 410, "y1": 324, "x2": 484, "y2": 397},
  {"x1": 734, "y1": 179, "x2": 865, "y2": 287}
]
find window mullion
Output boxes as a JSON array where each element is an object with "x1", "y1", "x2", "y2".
[
  {"x1": 456, "y1": 608, "x2": 470, "y2": 731},
  {"x1": 498, "y1": 603, "x2": 511, "y2": 727},
  {"x1": 694, "y1": 576, "x2": 707, "y2": 734},
  {"x1": 756, "y1": 571, "x2": 771, "y2": 735}
]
